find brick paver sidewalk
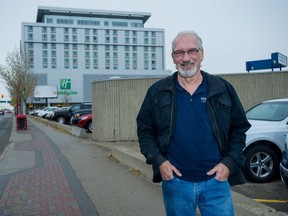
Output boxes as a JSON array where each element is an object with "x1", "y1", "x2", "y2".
[{"x1": 0, "y1": 122, "x2": 99, "y2": 216}]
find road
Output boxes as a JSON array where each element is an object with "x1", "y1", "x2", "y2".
[{"x1": 0, "y1": 113, "x2": 13, "y2": 155}]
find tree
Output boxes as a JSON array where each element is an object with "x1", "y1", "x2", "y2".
[{"x1": 0, "y1": 47, "x2": 37, "y2": 115}]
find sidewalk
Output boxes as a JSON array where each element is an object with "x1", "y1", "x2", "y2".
[{"x1": 0, "y1": 116, "x2": 286, "y2": 216}]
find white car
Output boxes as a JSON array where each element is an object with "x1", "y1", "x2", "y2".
[
  {"x1": 37, "y1": 107, "x2": 58, "y2": 118},
  {"x1": 243, "y1": 98, "x2": 288, "y2": 183},
  {"x1": 280, "y1": 134, "x2": 288, "y2": 188}
]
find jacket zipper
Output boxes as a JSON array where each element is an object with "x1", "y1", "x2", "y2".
[{"x1": 207, "y1": 100, "x2": 224, "y2": 154}]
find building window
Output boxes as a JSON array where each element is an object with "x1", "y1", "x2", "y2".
[
  {"x1": 144, "y1": 38, "x2": 149, "y2": 45},
  {"x1": 93, "y1": 36, "x2": 98, "y2": 43},
  {"x1": 51, "y1": 50, "x2": 56, "y2": 58},
  {"x1": 151, "y1": 38, "x2": 156, "y2": 45},
  {"x1": 73, "y1": 51, "x2": 78, "y2": 58},
  {"x1": 93, "y1": 59, "x2": 98, "y2": 69},
  {"x1": 51, "y1": 43, "x2": 56, "y2": 50},
  {"x1": 72, "y1": 28, "x2": 77, "y2": 34},
  {"x1": 64, "y1": 35, "x2": 69, "y2": 42},
  {"x1": 85, "y1": 35, "x2": 90, "y2": 42},
  {"x1": 28, "y1": 43, "x2": 33, "y2": 49},
  {"x1": 125, "y1": 31, "x2": 129, "y2": 36},
  {"x1": 73, "y1": 59, "x2": 78, "y2": 69},
  {"x1": 85, "y1": 59, "x2": 90, "y2": 69},
  {"x1": 85, "y1": 51, "x2": 90, "y2": 58},
  {"x1": 113, "y1": 37, "x2": 118, "y2": 44},
  {"x1": 51, "y1": 27, "x2": 56, "y2": 33},
  {"x1": 51, "y1": 34, "x2": 56, "y2": 41},
  {"x1": 113, "y1": 46, "x2": 118, "y2": 51},
  {"x1": 85, "y1": 44, "x2": 90, "y2": 50},
  {"x1": 105, "y1": 59, "x2": 110, "y2": 69},
  {"x1": 51, "y1": 58, "x2": 57, "y2": 68},
  {"x1": 28, "y1": 26, "x2": 33, "y2": 32},
  {"x1": 42, "y1": 34, "x2": 47, "y2": 41},
  {"x1": 133, "y1": 60, "x2": 137, "y2": 70},
  {"x1": 47, "y1": 18, "x2": 53, "y2": 23},
  {"x1": 104, "y1": 21, "x2": 109, "y2": 26},
  {"x1": 93, "y1": 52, "x2": 98, "y2": 58},
  {"x1": 64, "y1": 28, "x2": 69, "y2": 34},
  {"x1": 93, "y1": 29, "x2": 98, "y2": 35},
  {"x1": 73, "y1": 44, "x2": 77, "y2": 50},
  {"x1": 93, "y1": 45, "x2": 98, "y2": 50},
  {"x1": 105, "y1": 52, "x2": 110, "y2": 58},
  {"x1": 64, "y1": 44, "x2": 69, "y2": 50},
  {"x1": 28, "y1": 33, "x2": 33, "y2": 40},
  {"x1": 105, "y1": 37, "x2": 110, "y2": 43},
  {"x1": 42, "y1": 43, "x2": 48, "y2": 49},
  {"x1": 125, "y1": 60, "x2": 130, "y2": 69},
  {"x1": 64, "y1": 51, "x2": 69, "y2": 58},
  {"x1": 42, "y1": 50, "x2": 47, "y2": 58},
  {"x1": 64, "y1": 59, "x2": 69, "y2": 69},
  {"x1": 42, "y1": 27, "x2": 47, "y2": 33},
  {"x1": 105, "y1": 45, "x2": 110, "y2": 51},
  {"x1": 42, "y1": 58, "x2": 48, "y2": 68},
  {"x1": 125, "y1": 37, "x2": 129, "y2": 44},
  {"x1": 57, "y1": 19, "x2": 74, "y2": 25},
  {"x1": 133, "y1": 38, "x2": 137, "y2": 44},
  {"x1": 72, "y1": 35, "x2": 77, "y2": 42}
]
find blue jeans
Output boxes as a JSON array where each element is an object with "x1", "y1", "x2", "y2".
[{"x1": 162, "y1": 177, "x2": 234, "y2": 216}]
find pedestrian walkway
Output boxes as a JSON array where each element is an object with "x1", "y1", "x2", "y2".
[
  {"x1": 0, "y1": 117, "x2": 99, "y2": 215},
  {"x1": 0, "y1": 116, "x2": 287, "y2": 216}
]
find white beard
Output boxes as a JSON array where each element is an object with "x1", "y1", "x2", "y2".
[{"x1": 177, "y1": 62, "x2": 198, "y2": 78}]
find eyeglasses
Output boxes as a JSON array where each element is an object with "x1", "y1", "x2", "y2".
[{"x1": 172, "y1": 48, "x2": 200, "y2": 58}]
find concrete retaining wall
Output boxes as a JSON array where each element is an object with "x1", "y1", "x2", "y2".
[{"x1": 92, "y1": 71, "x2": 288, "y2": 142}]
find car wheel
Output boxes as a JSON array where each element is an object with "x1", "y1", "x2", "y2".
[
  {"x1": 243, "y1": 145, "x2": 279, "y2": 183},
  {"x1": 57, "y1": 116, "x2": 66, "y2": 124},
  {"x1": 87, "y1": 121, "x2": 92, "y2": 133}
]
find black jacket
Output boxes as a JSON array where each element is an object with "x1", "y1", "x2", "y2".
[{"x1": 136, "y1": 71, "x2": 251, "y2": 186}]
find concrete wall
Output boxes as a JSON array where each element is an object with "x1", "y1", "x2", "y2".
[{"x1": 92, "y1": 71, "x2": 288, "y2": 142}]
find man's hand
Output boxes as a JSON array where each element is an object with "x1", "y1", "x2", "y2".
[
  {"x1": 159, "y1": 160, "x2": 182, "y2": 180},
  {"x1": 207, "y1": 163, "x2": 230, "y2": 181}
]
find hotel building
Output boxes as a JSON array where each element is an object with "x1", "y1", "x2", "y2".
[{"x1": 21, "y1": 6, "x2": 170, "y2": 104}]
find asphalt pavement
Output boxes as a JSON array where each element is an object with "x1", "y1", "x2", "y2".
[{"x1": 0, "y1": 116, "x2": 287, "y2": 216}]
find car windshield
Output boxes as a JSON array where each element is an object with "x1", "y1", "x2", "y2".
[{"x1": 246, "y1": 101, "x2": 288, "y2": 121}]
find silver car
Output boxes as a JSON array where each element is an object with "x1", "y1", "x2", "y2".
[{"x1": 243, "y1": 98, "x2": 288, "y2": 183}]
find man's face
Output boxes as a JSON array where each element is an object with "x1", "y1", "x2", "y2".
[{"x1": 172, "y1": 35, "x2": 204, "y2": 78}]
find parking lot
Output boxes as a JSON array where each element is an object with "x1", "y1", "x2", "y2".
[{"x1": 233, "y1": 178, "x2": 288, "y2": 214}]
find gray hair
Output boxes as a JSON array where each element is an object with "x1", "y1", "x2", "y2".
[{"x1": 172, "y1": 30, "x2": 203, "y2": 51}]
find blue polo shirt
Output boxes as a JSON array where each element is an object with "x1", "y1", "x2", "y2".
[{"x1": 167, "y1": 73, "x2": 222, "y2": 182}]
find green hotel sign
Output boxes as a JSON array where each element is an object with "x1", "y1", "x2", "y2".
[
  {"x1": 59, "y1": 79, "x2": 78, "y2": 95},
  {"x1": 60, "y1": 79, "x2": 71, "y2": 90}
]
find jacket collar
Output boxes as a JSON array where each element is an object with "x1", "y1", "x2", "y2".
[{"x1": 159, "y1": 71, "x2": 226, "y2": 97}]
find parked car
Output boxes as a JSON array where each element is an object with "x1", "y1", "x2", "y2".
[
  {"x1": 70, "y1": 109, "x2": 92, "y2": 125},
  {"x1": 243, "y1": 98, "x2": 288, "y2": 183},
  {"x1": 0, "y1": 109, "x2": 4, "y2": 115},
  {"x1": 37, "y1": 106, "x2": 58, "y2": 118},
  {"x1": 78, "y1": 114, "x2": 92, "y2": 133},
  {"x1": 45, "y1": 107, "x2": 68, "y2": 120},
  {"x1": 280, "y1": 134, "x2": 288, "y2": 189},
  {"x1": 51, "y1": 103, "x2": 92, "y2": 124}
]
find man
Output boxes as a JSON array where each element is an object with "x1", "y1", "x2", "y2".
[{"x1": 136, "y1": 30, "x2": 251, "y2": 216}]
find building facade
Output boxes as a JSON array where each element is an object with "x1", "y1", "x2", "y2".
[{"x1": 21, "y1": 6, "x2": 171, "y2": 104}]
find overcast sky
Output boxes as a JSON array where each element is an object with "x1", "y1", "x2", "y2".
[{"x1": 1, "y1": 0, "x2": 288, "y2": 97}]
